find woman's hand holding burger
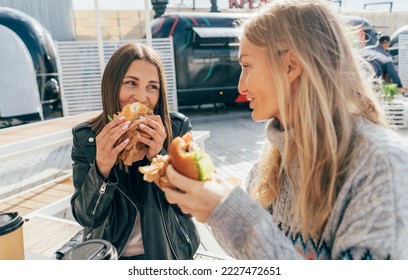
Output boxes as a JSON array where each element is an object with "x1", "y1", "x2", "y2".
[
  {"x1": 139, "y1": 132, "x2": 236, "y2": 222},
  {"x1": 106, "y1": 101, "x2": 167, "y2": 166},
  {"x1": 96, "y1": 101, "x2": 166, "y2": 178},
  {"x1": 137, "y1": 115, "x2": 166, "y2": 161},
  {"x1": 163, "y1": 165, "x2": 235, "y2": 223},
  {"x1": 96, "y1": 115, "x2": 130, "y2": 178}
]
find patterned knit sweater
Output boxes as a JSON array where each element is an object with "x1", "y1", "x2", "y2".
[{"x1": 208, "y1": 118, "x2": 408, "y2": 259}]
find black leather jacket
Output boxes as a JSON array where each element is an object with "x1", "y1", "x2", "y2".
[{"x1": 70, "y1": 112, "x2": 200, "y2": 260}]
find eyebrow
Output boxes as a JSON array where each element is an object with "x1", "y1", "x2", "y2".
[{"x1": 123, "y1": 75, "x2": 160, "y2": 84}]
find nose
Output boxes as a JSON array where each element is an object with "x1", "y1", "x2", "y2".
[
  {"x1": 135, "y1": 89, "x2": 147, "y2": 103},
  {"x1": 238, "y1": 71, "x2": 248, "y2": 96}
]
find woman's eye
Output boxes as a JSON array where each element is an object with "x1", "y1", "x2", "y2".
[
  {"x1": 240, "y1": 64, "x2": 249, "y2": 71},
  {"x1": 148, "y1": 85, "x2": 159, "y2": 91},
  {"x1": 123, "y1": 81, "x2": 136, "y2": 86}
]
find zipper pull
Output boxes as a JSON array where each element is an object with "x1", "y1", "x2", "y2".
[
  {"x1": 100, "y1": 181, "x2": 107, "y2": 194},
  {"x1": 84, "y1": 232, "x2": 92, "y2": 241},
  {"x1": 184, "y1": 233, "x2": 191, "y2": 244},
  {"x1": 92, "y1": 181, "x2": 107, "y2": 215}
]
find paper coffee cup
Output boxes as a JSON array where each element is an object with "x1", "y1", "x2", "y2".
[{"x1": 0, "y1": 212, "x2": 25, "y2": 260}]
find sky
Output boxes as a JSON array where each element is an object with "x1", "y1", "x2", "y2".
[{"x1": 72, "y1": 0, "x2": 408, "y2": 12}]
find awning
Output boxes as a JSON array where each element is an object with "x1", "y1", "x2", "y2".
[{"x1": 192, "y1": 27, "x2": 242, "y2": 38}]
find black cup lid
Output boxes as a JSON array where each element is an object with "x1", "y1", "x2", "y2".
[
  {"x1": 62, "y1": 239, "x2": 118, "y2": 260},
  {"x1": 0, "y1": 212, "x2": 24, "y2": 236}
]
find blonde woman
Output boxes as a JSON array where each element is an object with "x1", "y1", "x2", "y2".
[{"x1": 163, "y1": 0, "x2": 408, "y2": 259}]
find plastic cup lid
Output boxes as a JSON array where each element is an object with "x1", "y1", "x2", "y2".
[
  {"x1": 62, "y1": 239, "x2": 118, "y2": 260},
  {"x1": 0, "y1": 212, "x2": 24, "y2": 236}
]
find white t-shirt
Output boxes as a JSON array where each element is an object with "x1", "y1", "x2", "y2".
[{"x1": 122, "y1": 211, "x2": 145, "y2": 257}]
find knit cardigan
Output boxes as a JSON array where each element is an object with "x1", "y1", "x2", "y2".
[{"x1": 208, "y1": 118, "x2": 408, "y2": 259}]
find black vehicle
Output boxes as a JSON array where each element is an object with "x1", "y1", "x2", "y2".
[
  {"x1": 151, "y1": 12, "x2": 249, "y2": 107},
  {"x1": 390, "y1": 24, "x2": 408, "y2": 48},
  {"x1": 0, "y1": 7, "x2": 60, "y2": 123},
  {"x1": 387, "y1": 25, "x2": 408, "y2": 74},
  {"x1": 151, "y1": 13, "x2": 377, "y2": 107}
]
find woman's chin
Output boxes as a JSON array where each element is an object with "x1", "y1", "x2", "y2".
[{"x1": 251, "y1": 111, "x2": 265, "y2": 122}]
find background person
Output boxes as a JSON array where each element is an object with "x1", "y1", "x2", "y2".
[
  {"x1": 70, "y1": 42, "x2": 200, "y2": 260},
  {"x1": 362, "y1": 35, "x2": 408, "y2": 92},
  {"x1": 162, "y1": 0, "x2": 408, "y2": 260}
]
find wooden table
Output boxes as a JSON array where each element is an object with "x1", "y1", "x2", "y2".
[
  {"x1": 0, "y1": 176, "x2": 74, "y2": 216},
  {"x1": 22, "y1": 213, "x2": 230, "y2": 260},
  {"x1": 0, "y1": 111, "x2": 99, "y2": 162},
  {"x1": 23, "y1": 214, "x2": 82, "y2": 258}
]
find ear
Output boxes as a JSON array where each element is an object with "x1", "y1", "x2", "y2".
[{"x1": 283, "y1": 50, "x2": 303, "y2": 83}]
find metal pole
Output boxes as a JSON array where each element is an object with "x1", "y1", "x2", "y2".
[
  {"x1": 94, "y1": 0, "x2": 105, "y2": 74},
  {"x1": 145, "y1": 0, "x2": 152, "y2": 47}
]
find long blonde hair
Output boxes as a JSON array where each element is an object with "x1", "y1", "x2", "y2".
[{"x1": 243, "y1": 0, "x2": 387, "y2": 238}]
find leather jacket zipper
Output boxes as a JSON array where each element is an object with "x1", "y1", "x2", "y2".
[
  {"x1": 92, "y1": 181, "x2": 107, "y2": 215},
  {"x1": 85, "y1": 181, "x2": 108, "y2": 240},
  {"x1": 171, "y1": 207, "x2": 193, "y2": 257},
  {"x1": 84, "y1": 184, "x2": 139, "y2": 249},
  {"x1": 173, "y1": 209, "x2": 192, "y2": 245},
  {"x1": 157, "y1": 192, "x2": 179, "y2": 260}
]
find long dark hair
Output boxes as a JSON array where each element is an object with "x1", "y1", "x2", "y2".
[{"x1": 89, "y1": 42, "x2": 173, "y2": 149}]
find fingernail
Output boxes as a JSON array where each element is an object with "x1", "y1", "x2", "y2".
[
  {"x1": 119, "y1": 116, "x2": 125, "y2": 120},
  {"x1": 124, "y1": 138, "x2": 130, "y2": 143},
  {"x1": 122, "y1": 124, "x2": 129, "y2": 130},
  {"x1": 139, "y1": 116, "x2": 146, "y2": 121},
  {"x1": 139, "y1": 124, "x2": 146, "y2": 129}
]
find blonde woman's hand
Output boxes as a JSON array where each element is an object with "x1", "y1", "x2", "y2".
[
  {"x1": 95, "y1": 116, "x2": 130, "y2": 178},
  {"x1": 137, "y1": 115, "x2": 166, "y2": 161},
  {"x1": 162, "y1": 165, "x2": 235, "y2": 223}
]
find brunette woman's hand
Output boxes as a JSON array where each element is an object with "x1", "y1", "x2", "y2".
[
  {"x1": 162, "y1": 165, "x2": 235, "y2": 223},
  {"x1": 95, "y1": 116, "x2": 130, "y2": 178},
  {"x1": 137, "y1": 115, "x2": 166, "y2": 161}
]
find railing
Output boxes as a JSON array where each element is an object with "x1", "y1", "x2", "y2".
[
  {"x1": 0, "y1": 112, "x2": 97, "y2": 163},
  {"x1": 0, "y1": 130, "x2": 71, "y2": 163}
]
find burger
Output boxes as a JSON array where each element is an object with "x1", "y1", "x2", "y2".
[
  {"x1": 112, "y1": 101, "x2": 153, "y2": 166},
  {"x1": 138, "y1": 132, "x2": 215, "y2": 188}
]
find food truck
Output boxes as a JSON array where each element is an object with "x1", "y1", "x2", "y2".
[
  {"x1": 389, "y1": 24, "x2": 408, "y2": 59},
  {"x1": 390, "y1": 24, "x2": 408, "y2": 47},
  {"x1": 151, "y1": 12, "x2": 249, "y2": 107},
  {"x1": 0, "y1": 7, "x2": 60, "y2": 123}
]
